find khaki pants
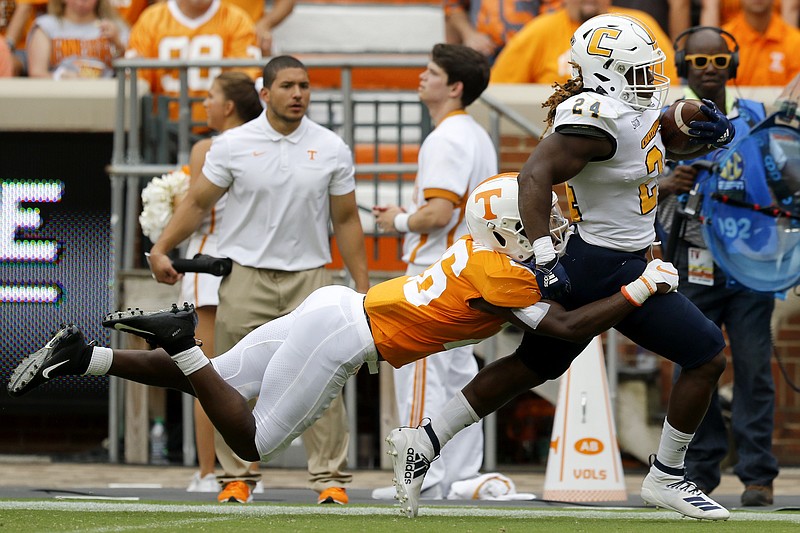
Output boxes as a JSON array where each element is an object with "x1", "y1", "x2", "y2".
[{"x1": 213, "y1": 262, "x2": 352, "y2": 492}]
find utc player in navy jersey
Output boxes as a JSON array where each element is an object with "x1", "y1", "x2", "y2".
[{"x1": 385, "y1": 13, "x2": 737, "y2": 521}]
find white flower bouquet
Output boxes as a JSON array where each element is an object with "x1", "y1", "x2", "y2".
[{"x1": 139, "y1": 169, "x2": 190, "y2": 242}]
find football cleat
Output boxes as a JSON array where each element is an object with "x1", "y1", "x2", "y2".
[
  {"x1": 386, "y1": 422, "x2": 441, "y2": 518},
  {"x1": 641, "y1": 459, "x2": 730, "y2": 520},
  {"x1": 102, "y1": 302, "x2": 198, "y2": 354},
  {"x1": 7, "y1": 325, "x2": 92, "y2": 397}
]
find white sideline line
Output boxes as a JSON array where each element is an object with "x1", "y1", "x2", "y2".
[
  {"x1": 56, "y1": 496, "x2": 141, "y2": 501},
  {"x1": 0, "y1": 501, "x2": 798, "y2": 522}
]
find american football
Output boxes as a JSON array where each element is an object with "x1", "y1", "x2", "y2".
[{"x1": 660, "y1": 99, "x2": 709, "y2": 155}]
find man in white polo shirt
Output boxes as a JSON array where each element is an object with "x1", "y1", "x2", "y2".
[
  {"x1": 148, "y1": 55, "x2": 369, "y2": 505},
  {"x1": 373, "y1": 43, "x2": 497, "y2": 500}
]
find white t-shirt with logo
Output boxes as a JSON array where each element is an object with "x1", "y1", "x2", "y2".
[{"x1": 203, "y1": 113, "x2": 356, "y2": 270}]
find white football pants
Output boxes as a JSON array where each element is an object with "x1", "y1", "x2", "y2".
[{"x1": 211, "y1": 285, "x2": 376, "y2": 461}]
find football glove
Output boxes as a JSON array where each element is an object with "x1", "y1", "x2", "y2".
[
  {"x1": 535, "y1": 258, "x2": 571, "y2": 300},
  {"x1": 621, "y1": 259, "x2": 679, "y2": 306},
  {"x1": 688, "y1": 98, "x2": 735, "y2": 148}
]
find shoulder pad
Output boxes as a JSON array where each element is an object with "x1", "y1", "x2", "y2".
[
  {"x1": 554, "y1": 93, "x2": 621, "y2": 137},
  {"x1": 558, "y1": 93, "x2": 621, "y2": 120}
]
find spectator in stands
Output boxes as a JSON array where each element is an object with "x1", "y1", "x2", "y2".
[
  {"x1": 372, "y1": 43, "x2": 497, "y2": 501},
  {"x1": 490, "y1": 0, "x2": 679, "y2": 85},
  {"x1": 125, "y1": 0, "x2": 260, "y2": 127},
  {"x1": 657, "y1": 26, "x2": 779, "y2": 507},
  {"x1": 147, "y1": 55, "x2": 369, "y2": 506},
  {"x1": 702, "y1": 0, "x2": 799, "y2": 28},
  {"x1": 613, "y1": 0, "x2": 692, "y2": 40},
  {"x1": 721, "y1": 0, "x2": 800, "y2": 85},
  {"x1": 174, "y1": 72, "x2": 264, "y2": 493},
  {"x1": 443, "y1": 0, "x2": 559, "y2": 64},
  {"x1": 3, "y1": 0, "x2": 47, "y2": 75},
  {"x1": 0, "y1": 32, "x2": 12, "y2": 75},
  {"x1": 26, "y1": 0, "x2": 129, "y2": 79},
  {"x1": 228, "y1": 0, "x2": 294, "y2": 56}
]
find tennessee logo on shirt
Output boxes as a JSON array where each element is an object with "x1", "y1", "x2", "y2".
[
  {"x1": 308, "y1": 150, "x2": 317, "y2": 160},
  {"x1": 769, "y1": 51, "x2": 786, "y2": 73}
]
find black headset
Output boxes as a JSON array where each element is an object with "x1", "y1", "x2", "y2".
[{"x1": 673, "y1": 26, "x2": 740, "y2": 79}]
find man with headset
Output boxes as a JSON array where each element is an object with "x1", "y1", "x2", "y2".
[{"x1": 657, "y1": 26, "x2": 779, "y2": 507}]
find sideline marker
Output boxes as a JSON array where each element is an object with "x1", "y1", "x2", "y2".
[{"x1": 542, "y1": 336, "x2": 627, "y2": 502}]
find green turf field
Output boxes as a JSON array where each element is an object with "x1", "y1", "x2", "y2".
[{"x1": 1, "y1": 501, "x2": 799, "y2": 532}]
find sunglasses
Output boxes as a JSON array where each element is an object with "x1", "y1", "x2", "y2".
[{"x1": 684, "y1": 54, "x2": 732, "y2": 70}]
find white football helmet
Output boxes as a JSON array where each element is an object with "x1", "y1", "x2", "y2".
[
  {"x1": 570, "y1": 14, "x2": 669, "y2": 111},
  {"x1": 465, "y1": 174, "x2": 571, "y2": 262}
]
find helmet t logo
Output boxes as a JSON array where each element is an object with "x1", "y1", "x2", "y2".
[{"x1": 473, "y1": 187, "x2": 502, "y2": 219}]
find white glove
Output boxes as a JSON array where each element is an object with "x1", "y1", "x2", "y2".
[{"x1": 621, "y1": 259, "x2": 679, "y2": 306}]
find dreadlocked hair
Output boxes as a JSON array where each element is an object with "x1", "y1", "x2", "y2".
[{"x1": 541, "y1": 63, "x2": 584, "y2": 137}]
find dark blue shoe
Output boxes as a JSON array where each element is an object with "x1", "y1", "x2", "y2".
[
  {"x1": 102, "y1": 302, "x2": 198, "y2": 354},
  {"x1": 7, "y1": 326, "x2": 91, "y2": 397}
]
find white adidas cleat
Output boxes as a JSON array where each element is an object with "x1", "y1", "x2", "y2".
[
  {"x1": 385, "y1": 424, "x2": 440, "y2": 518},
  {"x1": 641, "y1": 461, "x2": 730, "y2": 520}
]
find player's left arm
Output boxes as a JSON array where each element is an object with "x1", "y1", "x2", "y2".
[
  {"x1": 330, "y1": 191, "x2": 370, "y2": 293},
  {"x1": 470, "y1": 259, "x2": 679, "y2": 342},
  {"x1": 471, "y1": 292, "x2": 635, "y2": 342}
]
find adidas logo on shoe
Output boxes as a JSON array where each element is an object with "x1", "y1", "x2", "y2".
[
  {"x1": 404, "y1": 447, "x2": 430, "y2": 485},
  {"x1": 641, "y1": 458, "x2": 730, "y2": 520},
  {"x1": 387, "y1": 422, "x2": 441, "y2": 518}
]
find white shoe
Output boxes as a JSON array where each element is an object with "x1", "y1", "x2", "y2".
[
  {"x1": 253, "y1": 480, "x2": 264, "y2": 494},
  {"x1": 641, "y1": 464, "x2": 730, "y2": 520},
  {"x1": 186, "y1": 472, "x2": 218, "y2": 492},
  {"x1": 386, "y1": 424, "x2": 440, "y2": 518}
]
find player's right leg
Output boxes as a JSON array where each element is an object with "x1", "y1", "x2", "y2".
[
  {"x1": 618, "y1": 292, "x2": 729, "y2": 520},
  {"x1": 7, "y1": 325, "x2": 193, "y2": 397},
  {"x1": 103, "y1": 303, "x2": 261, "y2": 461}
]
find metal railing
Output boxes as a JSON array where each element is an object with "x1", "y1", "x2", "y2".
[{"x1": 108, "y1": 56, "x2": 546, "y2": 470}]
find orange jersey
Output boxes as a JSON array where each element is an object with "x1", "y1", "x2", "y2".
[
  {"x1": 127, "y1": 0, "x2": 259, "y2": 122},
  {"x1": 723, "y1": 12, "x2": 800, "y2": 86},
  {"x1": 365, "y1": 236, "x2": 541, "y2": 368},
  {"x1": 491, "y1": 7, "x2": 678, "y2": 85}
]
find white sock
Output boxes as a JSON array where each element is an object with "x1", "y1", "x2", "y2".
[
  {"x1": 85, "y1": 346, "x2": 113, "y2": 376},
  {"x1": 171, "y1": 346, "x2": 210, "y2": 376},
  {"x1": 427, "y1": 391, "x2": 480, "y2": 448},
  {"x1": 655, "y1": 418, "x2": 694, "y2": 470}
]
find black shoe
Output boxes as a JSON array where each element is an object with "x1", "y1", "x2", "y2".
[
  {"x1": 7, "y1": 326, "x2": 91, "y2": 397},
  {"x1": 102, "y1": 302, "x2": 198, "y2": 354},
  {"x1": 741, "y1": 484, "x2": 773, "y2": 506}
]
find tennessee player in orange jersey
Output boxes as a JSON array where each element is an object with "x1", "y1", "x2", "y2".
[
  {"x1": 9, "y1": 175, "x2": 678, "y2": 491},
  {"x1": 126, "y1": 0, "x2": 260, "y2": 126}
]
